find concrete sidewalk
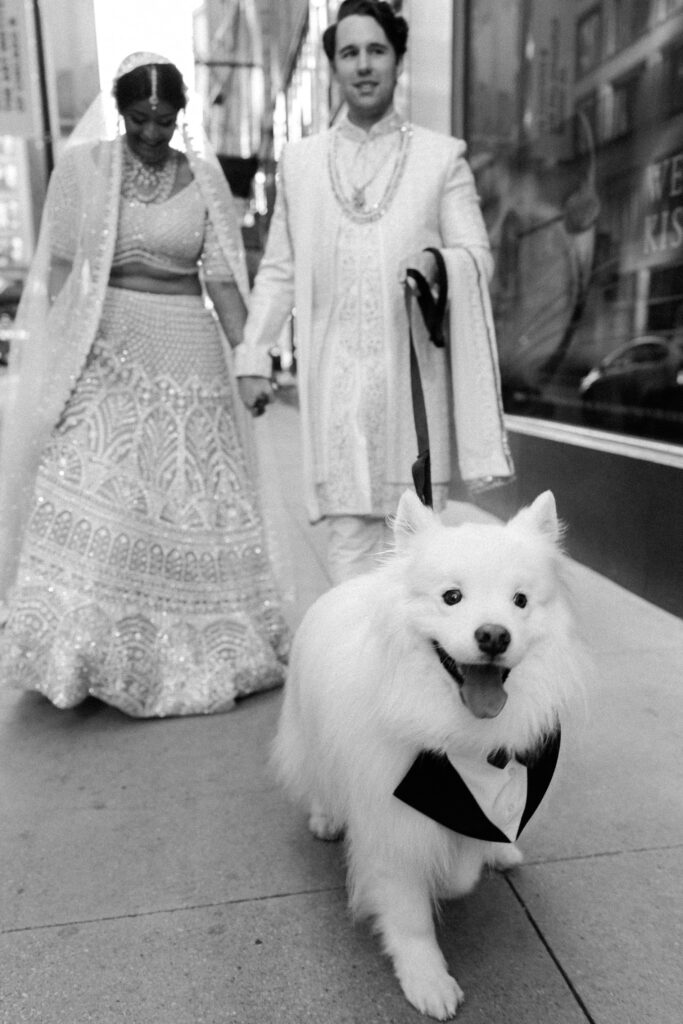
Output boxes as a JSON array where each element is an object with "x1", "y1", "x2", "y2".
[{"x1": 1, "y1": 394, "x2": 682, "y2": 1024}]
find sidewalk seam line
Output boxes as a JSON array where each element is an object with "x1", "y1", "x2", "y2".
[
  {"x1": 0, "y1": 885, "x2": 348, "y2": 936},
  {"x1": 522, "y1": 839, "x2": 683, "y2": 867},
  {"x1": 504, "y1": 875, "x2": 598, "y2": 1024}
]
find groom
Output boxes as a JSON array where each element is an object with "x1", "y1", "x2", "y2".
[{"x1": 235, "y1": 0, "x2": 512, "y2": 585}]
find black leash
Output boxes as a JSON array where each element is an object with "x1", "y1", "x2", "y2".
[{"x1": 405, "y1": 247, "x2": 448, "y2": 508}]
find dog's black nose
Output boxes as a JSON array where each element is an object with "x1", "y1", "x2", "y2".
[{"x1": 475, "y1": 623, "x2": 511, "y2": 657}]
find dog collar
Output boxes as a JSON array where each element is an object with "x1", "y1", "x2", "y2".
[{"x1": 393, "y1": 728, "x2": 561, "y2": 843}]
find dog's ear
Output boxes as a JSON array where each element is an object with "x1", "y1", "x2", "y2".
[
  {"x1": 392, "y1": 489, "x2": 434, "y2": 550},
  {"x1": 508, "y1": 491, "x2": 563, "y2": 544}
]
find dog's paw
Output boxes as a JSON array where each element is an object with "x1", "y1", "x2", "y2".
[
  {"x1": 396, "y1": 949, "x2": 464, "y2": 1020},
  {"x1": 490, "y1": 842, "x2": 524, "y2": 872},
  {"x1": 308, "y1": 809, "x2": 344, "y2": 842}
]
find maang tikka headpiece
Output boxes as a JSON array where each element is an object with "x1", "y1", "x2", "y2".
[
  {"x1": 115, "y1": 51, "x2": 172, "y2": 81},
  {"x1": 149, "y1": 65, "x2": 159, "y2": 109}
]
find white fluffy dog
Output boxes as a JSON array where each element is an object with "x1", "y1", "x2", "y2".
[{"x1": 273, "y1": 490, "x2": 589, "y2": 1019}]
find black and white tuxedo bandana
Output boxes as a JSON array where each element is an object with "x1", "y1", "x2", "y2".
[{"x1": 393, "y1": 728, "x2": 561, "y2": 843}]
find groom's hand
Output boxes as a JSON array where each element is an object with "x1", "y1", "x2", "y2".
[{"x1": 398, "y1": 250, "x2": 439, "y2": 292}]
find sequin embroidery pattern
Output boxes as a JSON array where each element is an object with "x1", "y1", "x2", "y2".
[
  {"x1": 316, "y1": 218, "x2": 387, "y2": 514},
  {"x1": 1, "y1": 288, "x2": 289, "y2": 716}
]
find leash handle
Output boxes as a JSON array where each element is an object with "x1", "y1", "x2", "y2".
[
  {"x1": 408, "y1": 330, "x2": 432, "y2": 507},
  {"x1": 406, "y1": 248, "x2": 448, "y2": 508},
  {"x1": 405, "y1": 247, "x2": 448, "y2": 347}
]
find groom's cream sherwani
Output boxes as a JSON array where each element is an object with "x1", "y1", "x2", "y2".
[{"x1": 236, "y1": 111, "x2": 513, "y2": 523}]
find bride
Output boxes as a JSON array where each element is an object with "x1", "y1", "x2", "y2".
[{"x1": 0, "y1": 52, "x2": 290, "y2": 717}]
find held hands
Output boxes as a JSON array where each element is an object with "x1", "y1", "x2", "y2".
[
  {"x1": 398, "y1": 250, "x2": 439, "y2": 294},
  {"x1": 238, "y1": 376, "x2": 273, "y2": 417}
]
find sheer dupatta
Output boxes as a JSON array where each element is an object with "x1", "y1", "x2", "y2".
[{"x1": 0, "y1": 91, "x2": 254, "y2": 604}]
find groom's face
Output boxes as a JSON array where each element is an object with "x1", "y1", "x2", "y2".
[{"x1": 333, "y1": 15, "x2": 401, "y2": 128}]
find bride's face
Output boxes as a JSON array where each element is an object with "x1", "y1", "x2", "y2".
[{"x1": 122, "y1": 98, "x2": 178, "y2": 165}]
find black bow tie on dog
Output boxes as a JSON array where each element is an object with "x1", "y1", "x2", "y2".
[{"x1": 393, "y1": 728, "x2": 561, "y2": 843}]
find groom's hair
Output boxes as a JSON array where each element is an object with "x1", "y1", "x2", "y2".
[{"x1": 322, "y1": 0, "x2": 409, "y2": 62}]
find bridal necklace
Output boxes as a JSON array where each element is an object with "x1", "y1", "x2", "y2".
[
  {"x1": 121, "y1": 144, "x2": 178, "y2": 204},
  {"x1": 329, "y1": 121, "x2": 412, "y2": 224}
]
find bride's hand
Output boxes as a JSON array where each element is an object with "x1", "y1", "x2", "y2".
[{"x1": 238, "y1": 376, "x2": 273, "y2": 416}]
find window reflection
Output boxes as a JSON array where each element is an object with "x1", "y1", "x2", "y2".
[{"x1": 467, "y1": 0, "x2": 683, "y2": 446}]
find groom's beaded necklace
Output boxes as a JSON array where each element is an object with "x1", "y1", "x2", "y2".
[
  {"x1": 328, "y1": 121, "x2": 412, "y2": 224},
  {"x1": 122, "y1": 145, "x2": 178, "y2": 204}
]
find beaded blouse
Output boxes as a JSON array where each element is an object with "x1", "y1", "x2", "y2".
[{"x1": 53, "y1": 178, "x2": 235, "y2": 281}]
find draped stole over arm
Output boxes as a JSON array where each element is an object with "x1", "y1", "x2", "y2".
[{"x1": 0, "y1": 138, "x2": 121, "y2": 602}]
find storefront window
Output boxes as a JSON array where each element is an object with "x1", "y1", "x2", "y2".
[
  {"x1": 667, "y1": 37, "x2": 683, "y2": 114},
  {"x1": 467, "y1": 0, "x2": 683, "y2": 446},
  {"x1": 284, "y1": 1, "x2": 332, "y2": 140},
  {"x1": 609, "y1": 72, "x2": 640, "y2": 139},
  {"x1": 630, "y1": 0, "x2": 652, "y2": 38},
  {"x1": 577, "y1": 7, "x2": 603, "y2": 76}
]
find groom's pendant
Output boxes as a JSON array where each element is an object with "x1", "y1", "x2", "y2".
[
  {"x1": 393, "y1": 728, "x2": 561, "y2": 843},
  {"x1": 352, "y1": 186, "x2": 366, "y2": 211}
]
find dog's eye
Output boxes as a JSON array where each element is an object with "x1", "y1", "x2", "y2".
[
  {"x1": 442, "y1": 589, "x2": 463, "y2": 606},
  {"x1": 513, "y1": 592, "x2": 528, "y2": 609}
]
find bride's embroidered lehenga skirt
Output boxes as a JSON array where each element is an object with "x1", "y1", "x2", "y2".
[{"x1": 0, "y1": 288, "x2": 290, "y2": 716}]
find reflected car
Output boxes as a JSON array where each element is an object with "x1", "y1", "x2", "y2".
[
  {"x1": 579, "y1": 336, "x2": 683, "y2": 439},
  {"x1": 579, "y1": 336, "x2": 680, "y2": 403},
  {"x1": 0, "y1": 274, "x2": 23, "y2": 366}
]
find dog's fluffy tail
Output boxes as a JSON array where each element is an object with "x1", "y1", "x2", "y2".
[{"x1": 270, "y1": 674, "x2": 304, "y2": 796}]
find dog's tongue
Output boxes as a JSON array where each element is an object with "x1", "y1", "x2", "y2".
[{"x1": 460, "y1": 664, "x2": 508, "y2": 719}]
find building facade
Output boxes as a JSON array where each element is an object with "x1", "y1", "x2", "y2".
[{"x1": 0, "y1": 0, "x2": 98, "y2": 358}]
